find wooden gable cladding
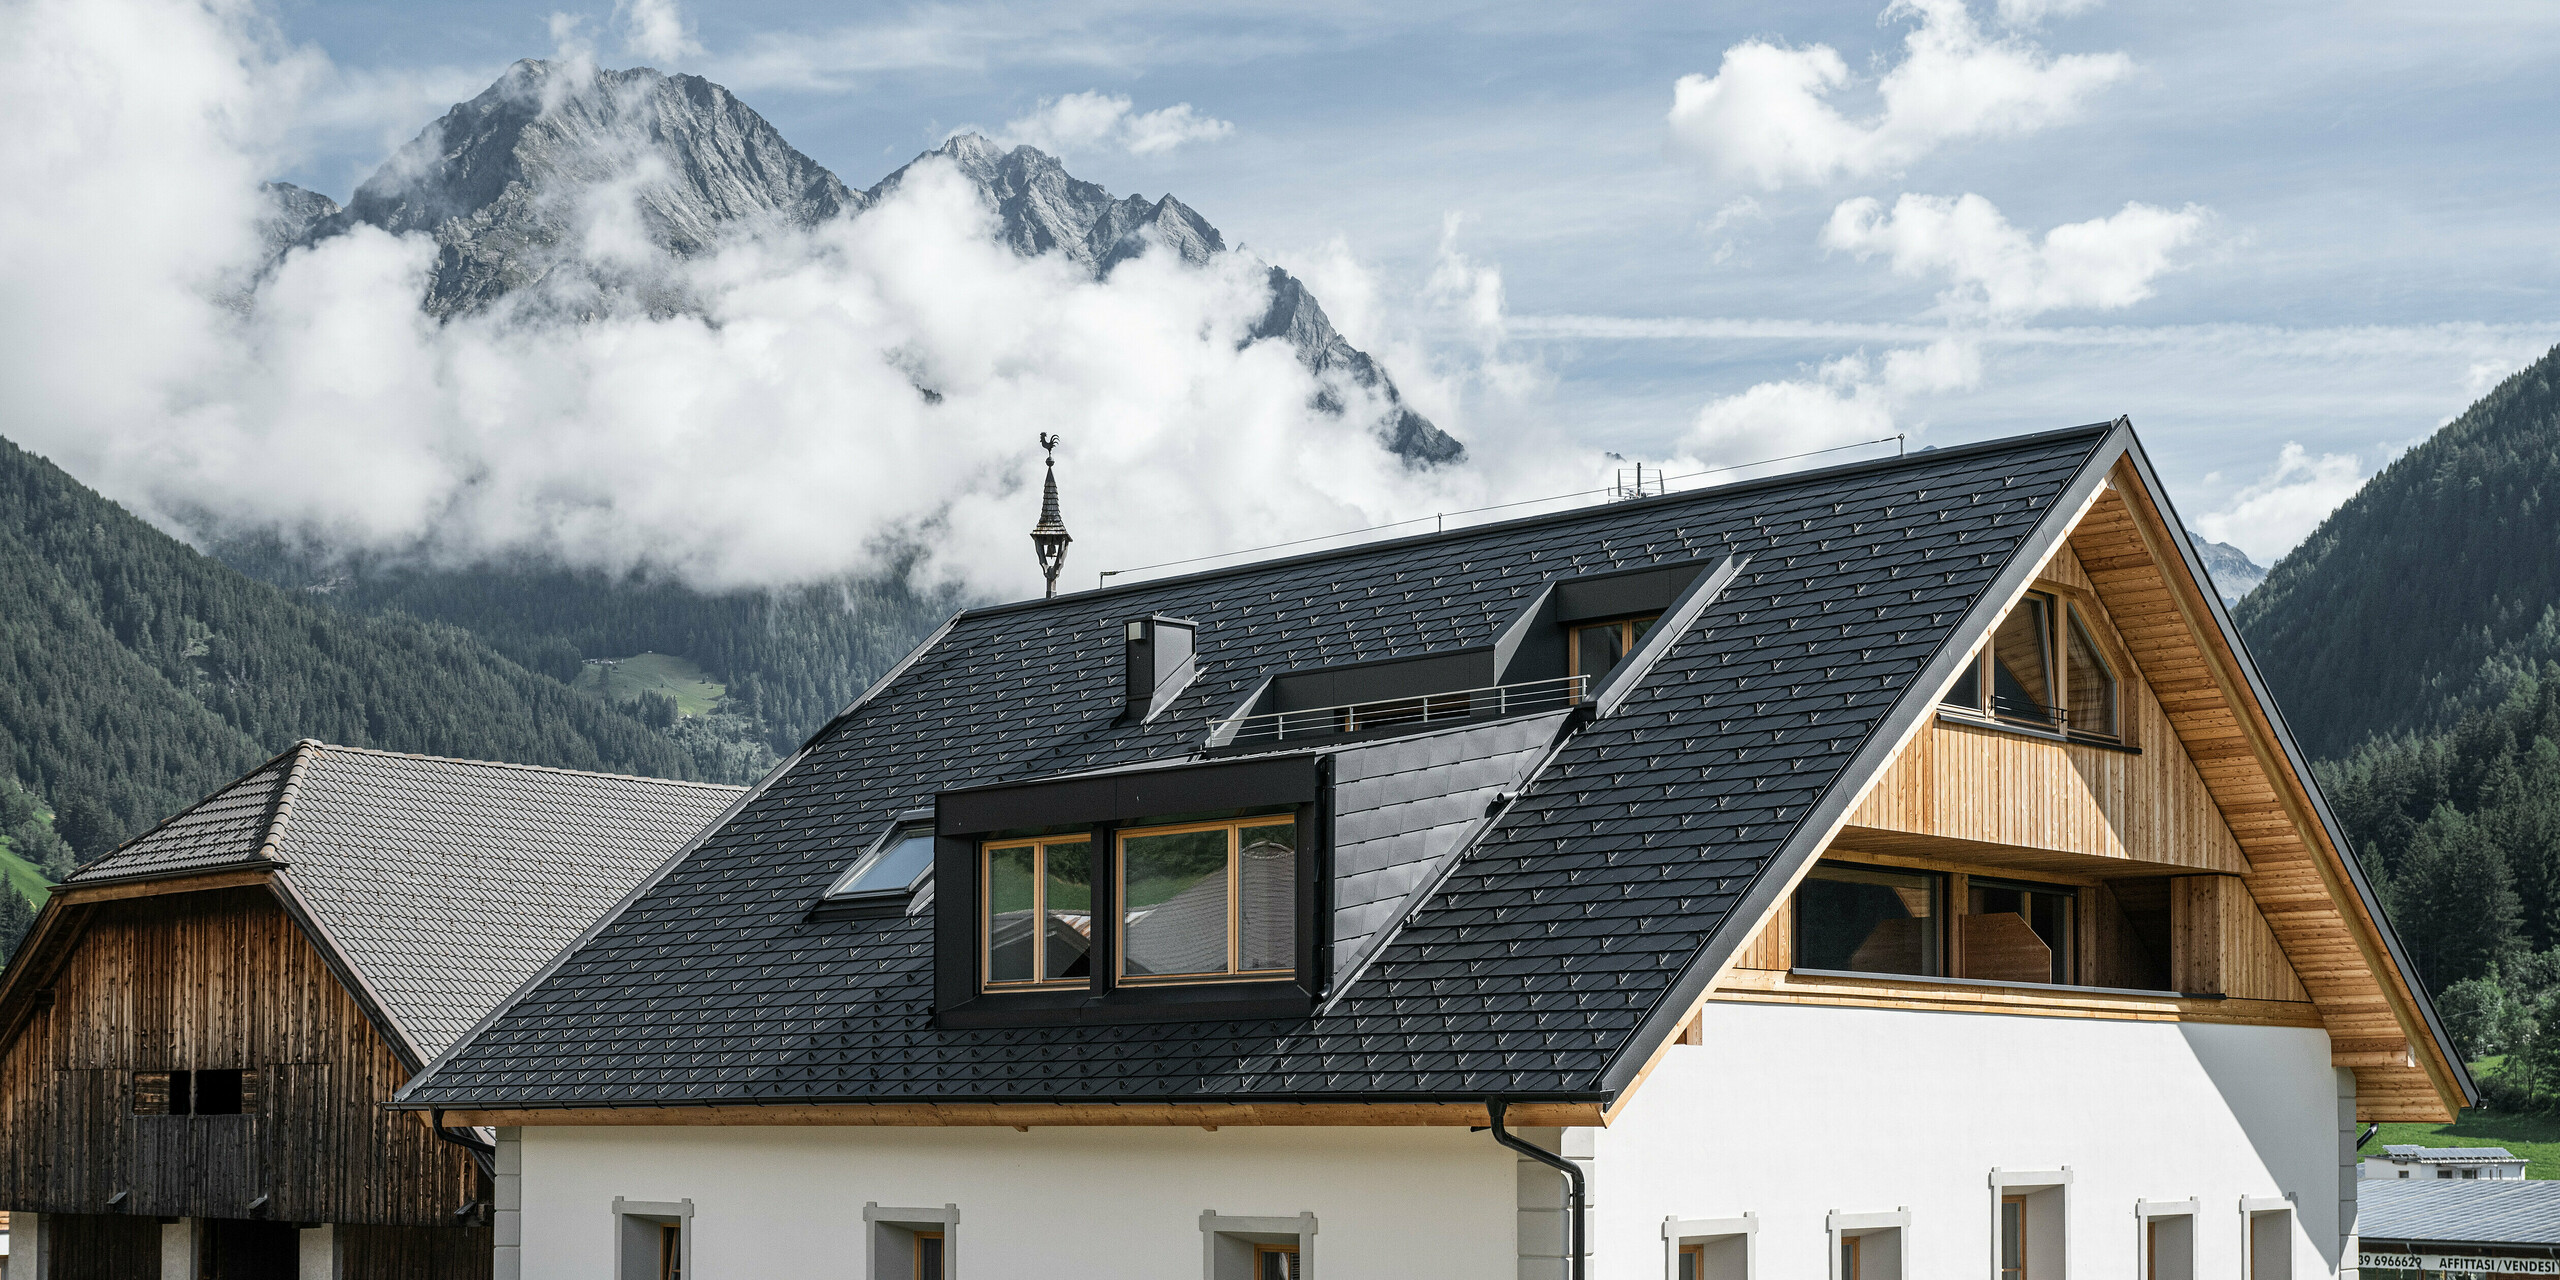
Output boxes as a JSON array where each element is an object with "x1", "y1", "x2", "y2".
[
  {"x1": 0, "y1": 885, "x2": 478, "y2": 1226},
  {"x1": 2069, "y1": 469, "x2": 2461, "y2": 1119},
  {"x1": 1838, "y1": 544, "x2": 2248, "y2": 877}
]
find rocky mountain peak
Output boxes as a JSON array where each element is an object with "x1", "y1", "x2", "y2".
[
  {"x1": 317, "y1": 58, "x2": 858, "y2": 317},
  {"x1": 280, "y1": 66, "x2": 1460, "y2": 465}
]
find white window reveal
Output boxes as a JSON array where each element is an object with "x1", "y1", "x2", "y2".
[
  {"x1": 2138, "y1": 1198, "x2": 2198, "y2": 1280},
  {"x1": 1827, "y1": 1208, "x2": 1907, "y2": 1280},
  {"x1": 2242, "y1": 1197, "x2": 2293, "y2": 1279},
  {"x1": 1990, "y1": 1169, "x2": 2069, "y2": 1280},
  {"x1": 1663, "y1": 1212, "x2": 1755, "y2": 1280},
  {"x1": 611, "y1": 1197, "x2": 691, "y2": 1280},
  {"x1": 864, "y1": 1202, "x2": 959, "y2": 1280},
  {"x1": 1201, "y1": 1210, "x2": 1315, "y2": 1280}
]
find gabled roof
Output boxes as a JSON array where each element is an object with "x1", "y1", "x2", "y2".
[
  {"x1": 22, "y1": 743, "x2": 742, "y2": 1063},
  {"x1": 395, "y1": 420, "x2": 2464, "y2": 1120},
  {"x1": 2358, "y1": 1178, "x2": 2560, "y2": 1247},
  {"x1": 399, "y1": 424, "x2": 2132, "y2": 1110}
]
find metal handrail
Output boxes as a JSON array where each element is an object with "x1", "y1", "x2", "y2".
[{"x1": 1216, "y1": 674, "x2": 1589, "y2": 744}]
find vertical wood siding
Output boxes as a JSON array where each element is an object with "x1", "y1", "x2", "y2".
[
  {"x1": 1841, "y1": 545, "x2": 2249, "y2": 875},
  {"x1": 0, "y1": 887, "x2": 479, "y2": 1229}
]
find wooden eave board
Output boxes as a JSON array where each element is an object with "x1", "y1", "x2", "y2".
[{"x1": 2068, "y1": 466, "x2": 2462, "y2": 1119}]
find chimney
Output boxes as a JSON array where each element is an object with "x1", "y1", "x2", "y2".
[{"x1": 1122, "y1": 616, "x2": 1197, "y2": 723}]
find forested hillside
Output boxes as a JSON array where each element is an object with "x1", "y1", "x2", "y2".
[
  {"x1": 2236, "y1": 343, "x2": 2560, "y2": 1110},
  {"x1": 0, "y1": 435, "x2": 699, "y2": 871},
  {"x1": 2237, "y1": 343, "x2": 2560, "y2": 756},
  {"x1": 214, "y1": 542, "x2": 960, "y2": 757}
]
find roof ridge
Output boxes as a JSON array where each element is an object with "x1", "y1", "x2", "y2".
[
  {"x1": 67, "y1": 740, "x2": 307, "y2": 877},
  {"x1": 304, "y1": 741, "x2": 747, "y2": 791},
  {"x1": 251, "y1": 739, "x2": 323, "y2": 863},
  {"x1": 960, "y1": 420, "x2": 2122, "y2": 620}
]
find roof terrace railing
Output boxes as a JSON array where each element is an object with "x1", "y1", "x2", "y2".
[{"x1": 1215, "y1": 674, "x2": 1588, "y2": 746}]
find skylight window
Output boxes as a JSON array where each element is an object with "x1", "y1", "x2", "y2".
[{"x1": 819, "y1": 810, "x2": 937, "y2": 917}]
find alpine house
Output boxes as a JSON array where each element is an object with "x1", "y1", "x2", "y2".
[{"x1": 392, "y1": 421, "x2": 2468, "y2": 1280}]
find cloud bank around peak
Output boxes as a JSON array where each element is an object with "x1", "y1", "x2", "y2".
[
  {"x1": 0, "y1": 0, "x2": 1548, "y2": 603},
  {"x1": 1665, "y1": 0, "x2": 2131, "y2": 189},
  {"x1": 999, "y1": 91, "x2": 1235, "y2": 157}
]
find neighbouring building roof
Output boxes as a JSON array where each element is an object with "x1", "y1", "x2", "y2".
[
  {"x1": 2379, "y1": 1145, "x2": 2524, "y2": 1163},
  {"x1": 63, "y1": 743, "x2": 743, "y2": 1061},
  {"x1": 2360, "y1": 1178, "x2": 2560, "y2": 1247},
  {"x1": 393, "y1": 420, "x2": 2466, "y2": 1116}
]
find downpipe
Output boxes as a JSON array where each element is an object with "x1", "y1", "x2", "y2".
[{"x1": 1488, "y1": 1098, "x2": 1585, "y2": 1280}]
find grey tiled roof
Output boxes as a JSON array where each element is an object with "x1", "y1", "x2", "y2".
[
  {"x1": 2360, "y1": 1178, "x2": 2560, "y2": 1246},
  {"x1": 400, "y1": 424, "x2": 2115, "y2": 1109},
  {"x1": 65, "y1": 753, "x2": 298, "y2": 884},
  {"x1": 73, "y1": 742, "x2": 743, "y2": 1061},
  {"x1": 2381, "y1": 1145, "x2": 2522, "y2": 1162}
]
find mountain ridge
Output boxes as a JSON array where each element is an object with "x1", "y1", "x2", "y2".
[{"x1": 283, "y1": 58, "x2": 1460, "y2": 465}]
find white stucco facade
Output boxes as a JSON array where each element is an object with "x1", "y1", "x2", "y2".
[
  {"x1": 508, "y1": 1123, "x2": 1517, "y2": 1280},
  {"x1": 503, "y1": 1002, "x2": 2355, "y2": 1279},
  {"x1": 1603, "y1": 1002, "x2": 2353, "y2": 1280}
]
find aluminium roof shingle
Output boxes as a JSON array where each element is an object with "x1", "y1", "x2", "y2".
[{"x1": 397, "y1": 423, "x2": 2116, "y2": 1110}]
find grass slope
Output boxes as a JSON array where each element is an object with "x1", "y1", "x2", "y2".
[
  {"x1": 573, "y1": 653, "x2": 725, "y2": 717},
  {"x1": 0, "y1": 843, "x2": 48, "y2": 908},
  {"x1": 2373, "y1": 1099, "x2": 2560, "y2": 1179}
]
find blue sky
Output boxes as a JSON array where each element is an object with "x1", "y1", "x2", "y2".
[{"x1": 79, "y1": 2, "x2": 2560, "y2": 566}]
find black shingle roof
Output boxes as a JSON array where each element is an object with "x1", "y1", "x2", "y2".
[
  {"x1": 69, "y1": 742, "x2": 743, "y2": 1061},
  {"x1": 397, "y1": 424, "x2": 2117, "y2": 1109}
]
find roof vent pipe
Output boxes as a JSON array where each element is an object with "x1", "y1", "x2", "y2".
[{"x1": 1122, "y1": 616, "x2": 1197, "y2": 724}]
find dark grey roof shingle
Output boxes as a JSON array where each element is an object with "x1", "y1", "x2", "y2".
[
  {"x1": 399, "y1": 424, "x2": 2112, "y2": 1109},
  {"x1": 2359, "y1": 1178, "x2": 2560, "y2": 1246}
]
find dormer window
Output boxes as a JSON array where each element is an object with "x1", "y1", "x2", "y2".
[
  {"x1": 982, "y1": 836, "x2": 1093, "y2": 987},
  {"x1": 818, "y1": 810, "x2": 937, "y2": 919},
  {"x1": 1569, "y1": 615, "x2": 1658, "y2": 690},
  {"x1": 1118, "y1": 818, "x2": 1298, "y2": 983},
  {"x1": 1942, "y1": 592, "x2": 2119, "y2": 740}
]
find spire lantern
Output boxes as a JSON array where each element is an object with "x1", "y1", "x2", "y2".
[{"x1": 1030, "y1": 433, "x2": 1072, "y2": 599}]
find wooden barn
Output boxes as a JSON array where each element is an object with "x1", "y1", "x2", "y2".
[{"x1": 0, "y1": 742, "x2": 740, "y2": 1279}]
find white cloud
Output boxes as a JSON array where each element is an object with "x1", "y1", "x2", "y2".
[
  {"x1": 1995, "y1": 0, "x2": 2103, "y2": 25},
  {"x1": 2194, "y1": 443, "x2": 2367, "y2": 563},
  {"x1": 999, "y1": 91, "x2": 1234, "y2": 157},
  {"x1": 1821, "y1": 192, "x2": 2210, "y2": 320},
  {"x1": 0, "y1": 0, "x2": 1529, "y2": 602},
  {"x1": 1665, "y1": 0, "x2": 2132, "y2": 189},
  {"x1": 1682, "y1": 337, "x2": 1981, "y2": 463},
  {"x1": 616, "y1": 0, "x2": 701, "y2": 66}
]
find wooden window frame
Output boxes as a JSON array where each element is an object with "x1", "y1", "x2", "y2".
[
  {"x1": 1567, "y1": 614, "x2": 1660, "y2": 697},
  {"x1": 1840, "y1": 1234, "x2": 1861, "y2": 1280},
  {"x1": 1941, "y1": 588, "x2": 2128, "y2": 745},
  {"x1": 1794, "y1": 856, "x2": 2087, "y2": 987},
  {"x1": 914, "y1": 1230, "x2": 945, "y2": 1280},
  {"x1": 1114, "y1": 817, "x2": 1300, "y2": 986},
  {"x1": 978, "y1": 835, "x2": 1096, "y2": 993},
  {"x1": 1677, "y1": 1242, "x2": 1705, "y2": 1280},
  {"x1": 1997, "y1": 1195, "x2": 2025, "y2": 1280},
  {"x1": 659, "y1": 1222, "x2": 682, "y2": 1280},
  {"x1": 1252, "y1": 1241, "x2": 1300, "y2": 1280}
]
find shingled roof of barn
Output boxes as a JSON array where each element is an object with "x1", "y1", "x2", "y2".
[{"x1": 63, "y1": 743, "x2": 743, "y2": 1061}]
